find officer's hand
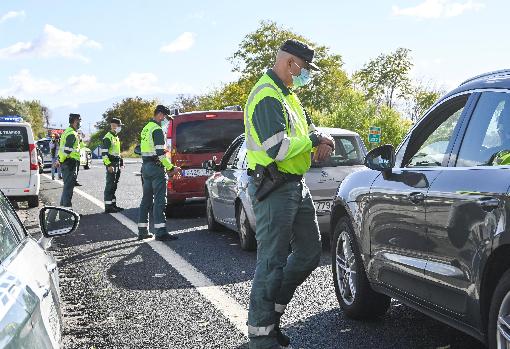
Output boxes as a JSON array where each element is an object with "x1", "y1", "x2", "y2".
[
  {"x1": 314, "y1": 144, "x2": 333, "y2": 162},
  {"x1": 319, "y1": 134, "x2": 335, "y2": 150},
  {"x1": 167, "y1": 166, "x2": 181, "y2": 178},
  {"x1": 107, "y1": 166, "x2": 114, "y2": 173},
  {"x1": 54, "y1": 161, "x2": 61, "y2": 168}
]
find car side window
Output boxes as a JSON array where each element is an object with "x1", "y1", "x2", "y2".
[
  {"x1": 226, "y1": 143, "x2": 242, "y2": 169},
  {"x1": 0, "y1": 194, "x2": 25, "y2": 240},
  {"x1": 456, "y1": 92, "x2": 510, "y2": 167},
  {"x1": 236, "y1": 141, "x2": 247, "y2": 170},
  {"x1": 0, "y1": 208, "x2": 20, "y2": 262},
  {"x1": 404, "y1": 94, "x2": 469, "y2": 168}
]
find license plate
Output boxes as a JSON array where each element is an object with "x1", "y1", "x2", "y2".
[
  {"x1": 0, "y1": 165, "x2": 16, "y2": 175},
  {"x1": 182, "y1": 169, "x2": 212, "y2": 177},
  {"x1": 314, "y1": 200, "x2": 333, "y2": 213}
]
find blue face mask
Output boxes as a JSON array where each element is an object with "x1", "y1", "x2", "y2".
[{"x1": 291, "y1": 62, "x2": 311, "y2": 88}]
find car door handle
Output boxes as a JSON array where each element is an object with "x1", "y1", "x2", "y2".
[
  {"x1": 408, "y1": 192, "x2": 425, "y2": 204},
  {"x1": 478, "y1": 197, "x2": 500, "y2": 211}
]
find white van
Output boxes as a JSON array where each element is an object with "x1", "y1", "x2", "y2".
[{"x1": 0, "y1": 116, "x2": 40, "y2": 207}]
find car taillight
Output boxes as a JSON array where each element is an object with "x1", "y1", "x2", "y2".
[
  {"x1": 29, "y1": 144, "x2": 38, "y2": 171},
  {"x1": 205, "y1": 114, "x2": 217, "y2": 118},
  {"x1": 167, "y1": 180, "x2": 173, "y2": 191}
]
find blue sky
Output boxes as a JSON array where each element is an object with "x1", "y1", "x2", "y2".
[{"x1": 0, "y1": 0, "x2": 507, "y2": 112}]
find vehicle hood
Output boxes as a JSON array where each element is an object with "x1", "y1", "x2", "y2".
[{"x1": 305, "y1": 165, "x2": 366, "y2": 201}]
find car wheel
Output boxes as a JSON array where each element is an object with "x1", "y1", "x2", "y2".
[
  {"x1": 27, "y1": 196, "x2": 39, "y2": 208},
  {"x1": 206, "y1": 196, "x2": 222, "y2": 231},
  {"x1": 331, "y1": 216, "x2": 390, "y2": 319},
  {"x1": 236, "y1": 204, "x2": 256, "y2": 251},
  {"x1": 488, "y1": 269, "x2": 510, "y2": 349}
]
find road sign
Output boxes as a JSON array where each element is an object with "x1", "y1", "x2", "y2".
[{"x1": 368, "y1": 126, "x2": 381, "y2": 143}]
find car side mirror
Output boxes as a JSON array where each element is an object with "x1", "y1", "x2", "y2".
[
  {"x1": 202, "y1": 159, "x2": 218, "y2": 171},
  {"x1": 39, "y1": 206, "x2": 80, "y2": 238},
  {"x1": 364, "y1": 144, "x2": 395, "y2": 173},
  {"x1": 134, "y1": 144, "x2": 141, "y2": 156}
]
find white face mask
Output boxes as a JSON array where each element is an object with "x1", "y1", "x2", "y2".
[{"x1": 115, "y1": 126, "x2": 122, "y2": 134}]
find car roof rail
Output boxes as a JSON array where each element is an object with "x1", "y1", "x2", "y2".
[
  {"x1": 459, "y1": 69, "x2": 510, "y2": 86},
  {"x1": 223, "y1": 105, "x2": 242, "y2": 111}
]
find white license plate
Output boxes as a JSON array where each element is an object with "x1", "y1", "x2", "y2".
[
  {"x1": 314, "y1": 200, "x2": 333, "y2": 213},
  {"x1": 182, "y1": 169, "x2": 212, "y2": 177},
  {"x1": 0, "y1": 165, "x2": 16, "y2": 175}
]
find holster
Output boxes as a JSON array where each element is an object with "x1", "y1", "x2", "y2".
[{"x1": 253, "y1": 163, "x2": 286, "y2": 202}]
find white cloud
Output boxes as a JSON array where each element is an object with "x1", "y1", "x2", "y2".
[
  {"x1": 1, "y1": 69, "x2": 61, "y2": 95},
  {"x1": 0, "y1": 24, "x2": 101, "y2": 62},
  {"x1": 0, "y1": 10, "x2": 25, "y2": 23},
  {"x1": 392, "y1": 0, "x2": 485, "y2": 19},
  {"x1": 160, "y1": 32, "x2": 196, "y2": 53}
]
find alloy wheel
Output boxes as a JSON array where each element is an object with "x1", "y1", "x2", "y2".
[
  {"x1": 497, "y1": 290, "x2": 510, "y2": 348},
  {"x1": 335, "y1": 231, "x2": 357, "y2": 306}
]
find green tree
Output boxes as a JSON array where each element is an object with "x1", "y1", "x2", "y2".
[
  {"x1": 229, "y1": 20, "x2": 350, "y2": 113},
  {"x1": 354, "y1": 47, "x2": 413, "y2": 109},
  {"x1": 96, "y1": 97, "x2": 158, "y2": 151},
  {"x1": 0, "y1": 97, "x2": 48, "y2": 138},
  {"x1": 406, "y1": 82, "x2": 444, "y2": 121}
]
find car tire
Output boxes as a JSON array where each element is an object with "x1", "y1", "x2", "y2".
[
  {"x1": 27, "y1": 196, "x2": 39, "y2": 208},
  {"x1": 206, "y1": 196, "x2": 222, "y2": 231},
  {"x1": 488, "y1": 269, "x2": 510, "y2": 349},
  {"x1": 331, "y1": 216, "x2": 390, "y2": 319},
  {"x1": 236, "y1": 204, "x2": 256, "y2": 251}
]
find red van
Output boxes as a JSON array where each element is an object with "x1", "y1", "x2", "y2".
[{"x1": 166, "y1": 108, "x2": 244, "y2": 209}]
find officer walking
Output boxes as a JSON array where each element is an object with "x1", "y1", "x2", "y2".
[
  {"x1": 244, "y1": 40, "x2": 334, "y2": 349},
  {"x1": 50, "y1": 133, "x2": 62, "y2": 180},
  {"x1": 56, "y1": 113, "x2": 82, "y2": 208},
  {"x1": 137, "y1": 105, "x2": 181, "y2": 241},
  {"x1": 102, "y1": 117, "x2": 125, "y2": 213}
]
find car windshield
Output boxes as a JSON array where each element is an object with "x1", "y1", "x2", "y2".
[
  {"x1": 175, "y1": 119, "x2": 244, "y2": 154},
  {"x1": 0, "y1": 126, "x2": 28, "y2": 153},
  {"x1": 312, "y1": 135, "x2": 364, "y2": 167}
]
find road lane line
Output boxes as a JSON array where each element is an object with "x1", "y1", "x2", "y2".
[{"x1": 42, "y1": 173, "x2": 249, "y2": 336}]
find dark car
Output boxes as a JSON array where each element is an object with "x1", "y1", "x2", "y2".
[{"x1": 329, "y1": 69, "x2": 510, "y2": 348}]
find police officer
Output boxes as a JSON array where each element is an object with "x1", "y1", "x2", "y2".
[
  {"x1": 245, "y1": 40, "x2": 334, "y2": 349},
  {"x1": 137, "y1": 105, "x2": 181, "y2": 241},
  {"x1": 56, "y1": 113, "x2": 82, "y2": 208},
  {"x1": 102, "y1": 117, "x2": 124, "y2": 213}
]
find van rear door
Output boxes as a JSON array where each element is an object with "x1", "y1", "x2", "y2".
[{"x1": 0, "y1": 126, "x2": 31, "y2": 189}]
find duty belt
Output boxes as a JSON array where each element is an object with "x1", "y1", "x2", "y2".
[{"x1": 247, "y1": 168, "x2": 302, "y2": 182}]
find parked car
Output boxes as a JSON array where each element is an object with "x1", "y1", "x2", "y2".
[
  {"x1": 36, "y1": 138, "x2": 53, "y2": 170},
  {"x1": 165, "y1": 107, "x2": 245, "y2": 211},
  {"x1": 37, "y1": 146, "x2": 44, "y2": 174},
  {"x1": 204, "y1": 127, "x2": 367, "y2": 250},
  {"x1": 0, "y1": 116, "x2": 40, "y2": 207},
  {"x1": 329, "y1": 69, "x2": 510, "y2": 348},
  {"x1": 0, "y1": 189, "x2": 79, "y2": 348},
  {"x1": 80, "y1": 146, "x2": 91, "y2": 170}
]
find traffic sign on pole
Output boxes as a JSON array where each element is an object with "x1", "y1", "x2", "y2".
[{"x1": 368, "y1": 126, "x2": 381, "y2": 143}]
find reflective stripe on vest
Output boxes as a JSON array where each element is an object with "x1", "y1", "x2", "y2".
[
  {"x1": 140, "y1": 121, "x2": 160, "y2": 156},
  {"x1": 58, "y1": 127, "x2": 80, "y2": 161}
]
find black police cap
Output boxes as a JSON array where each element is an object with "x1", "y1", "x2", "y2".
[
  {"x1": 69, "y1": 113, "x2": 81, "y2": 123},
  {"x1": 155, "y1": 105, "x2": 171, "y2": 116},
  {"x1": 110, "y1": 117, "x2": 123, "y2": 126},
  {"x1": 280, "y1": 39, "x2": 320, "y2": 71}
]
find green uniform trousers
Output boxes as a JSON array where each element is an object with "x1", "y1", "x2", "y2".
[
  {"x1": 247, "y1": 179, "x2": 322, "y2": 349},
  {"x1": 104, "y1": 162, "x2": 121, "y2": 207},
  {"x1": 59, "y1": 160, "x2": 78, "y2": 208},
  {"x1": 138, "y1": 162, "x2": 167, "y2": 237}
]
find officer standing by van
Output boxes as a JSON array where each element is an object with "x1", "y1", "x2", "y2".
[
  {"x1": 102, "y1": 118, "x2": 124, "y2": 213},
  {"x1": 56, "y1": 113, "x2": 82, "y2": 208},
  {"x1": 137, "y1": 105, "x2": 181, "y2": 241},
  {"x1": 244, "y1": 40, "x2": 334, "y2": 349}
]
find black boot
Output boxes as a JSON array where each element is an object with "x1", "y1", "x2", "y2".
[
  {"x1": 114, "y1": 205, "x2": 125, "y2": 211},
  {"x1": 275, "y1": 314, "x2": 290, "y2": 347},
  {"x1": 104, "y1": 205, "x2": 120, "y2": 213}
]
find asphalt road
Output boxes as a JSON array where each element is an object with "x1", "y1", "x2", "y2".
[{"x1": 33, "y1": 159, "x2": 485, "y2": 349}]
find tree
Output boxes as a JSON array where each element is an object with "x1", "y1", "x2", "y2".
[
  {"x1": 170, "y1": 94, "x2": 201, "y2": 113},
  {"x1": 228, "y1": 20, "x2": 350, "y2": 114},
  {"x1": 354, "y1": 47, "x2": 413, "y2": 109},
  {"x1": 406, "y1": 81, "x2": 444, "y2": 121},
  {"x1": 96, "y1": 97, "x2": 158, "y2": 151},
  {"x1": 0, "y1": 97, "x2": 48, "y2": 138}
]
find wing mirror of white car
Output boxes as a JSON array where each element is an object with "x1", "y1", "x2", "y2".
[
  {"x1": 39, "y1": 206, "x2": 80, "y2": 238},
  {"x1": 364, "y1": 144, "x2": 395, "y2": 174}
]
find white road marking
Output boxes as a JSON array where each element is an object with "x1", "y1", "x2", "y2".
[{"x1": 41, "y1": 173, "x2": 249, "y2": 336}]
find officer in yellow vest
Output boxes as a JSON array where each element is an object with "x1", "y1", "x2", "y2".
[
  {"x1": 102, "y1": 117, "x2": 124, "y2": 213},
  {"x1": 245, "y1": 40, "x2": 334, "y2": 349},
  {"x1": 137, "y1": 105, "x2": 181, "y2": 241},
  {"x1": 56, "y1": 113, "x2": 82, "y2": 208}
]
